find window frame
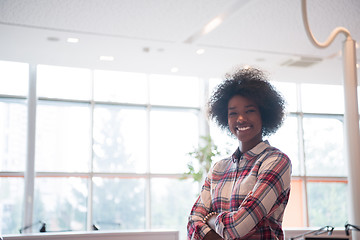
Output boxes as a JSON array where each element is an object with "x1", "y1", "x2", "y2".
[{"x1": 0, "y1": 61, "x2": 353, "y2": 235}]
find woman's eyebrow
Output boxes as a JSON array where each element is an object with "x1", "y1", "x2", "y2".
[
  {"x1": 245, "y1": 104, "x2": 257, "y2": 108},
  {"x1": 228, "y1": 104, "x2": 256, "y2": 110}
]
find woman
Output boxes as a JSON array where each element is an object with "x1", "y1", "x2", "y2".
[{"x1": 187, "y1": 68, "x2": 291, "y2": 240}]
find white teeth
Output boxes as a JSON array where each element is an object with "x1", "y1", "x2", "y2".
[{"x1": 236, "y1": 126, "x2": 250, "y2": 131}]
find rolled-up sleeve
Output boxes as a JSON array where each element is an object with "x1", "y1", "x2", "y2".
[{"x1": 187, "y1": 163, "x2": 218, "y2": 240}]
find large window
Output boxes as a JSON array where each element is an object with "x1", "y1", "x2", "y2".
[
  {"x1": 0, "y1": 60, "x2": 355, "y2": 238},
  {"x1": 0, "y1": 60, "x2": 28, "y2": 234},
  {"x1": 0, "y1": 62, "x2": 201, "y2": 239},
  {"x1": 270, "y1": 82, "x2": 348, "y2": 228}
]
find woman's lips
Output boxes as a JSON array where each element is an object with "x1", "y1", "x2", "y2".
[{"x1": 236, "y1": 126, "x2": 251, "y2": 132}]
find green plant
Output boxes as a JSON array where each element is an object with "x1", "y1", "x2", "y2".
[{"x1": 183, "y1": 135, "x2": 221, "y2": 183}]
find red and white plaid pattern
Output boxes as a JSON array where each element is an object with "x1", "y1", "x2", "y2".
[{"x1": 187, "y1": 141, "x2": 291, "y2": 240}]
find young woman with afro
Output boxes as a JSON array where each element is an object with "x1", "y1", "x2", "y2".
[{"x1": 187, "y1": 68, "x2": 292, "y2": 240}]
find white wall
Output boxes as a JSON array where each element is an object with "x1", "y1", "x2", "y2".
[{"x1": 2, "y1": 230, "x2": 179, "y2": 240}]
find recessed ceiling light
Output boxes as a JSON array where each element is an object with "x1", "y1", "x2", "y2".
[
  {"x1": 47, "y1": 36, "x2": 60, "y2": 42},
  {"x1": 203, "y1": 17, "x2": 222, "y2": 34},
  {"x1": 256, "y1": 58, "x2": 265, "y2": 62},
  {"x1": 67, "y1": 37, "x2": 79, "y2": 43},
  {"x1": 171, "y1": 67, "x2": 179, "y2": 73},
  {"x1": 196, "y1": 49, "x2": 205, "y2": 55},
  {"x1": 99, "y1": 56, "x2": 115, "y2": 61}
]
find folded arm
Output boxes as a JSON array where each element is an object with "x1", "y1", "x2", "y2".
[{"x1": 214, "y1": 154, "x2": 291, "y2": 239}]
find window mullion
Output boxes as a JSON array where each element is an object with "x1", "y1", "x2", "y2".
[
  {"x1": 296, "y1": 83, "x2": 309, "y2": 227},
  {"x1": 146, "y1": 75, "x2": 151, "y2": 230},
  {"x1": 87, "y1": 69, "x2": 95, "y2": 230},
  {"x1": 199, "y1": 77, "x2": 210, "y2": 137},
  {"x1": 23, "y1": 63, "x2": 37, "y2": 233}
]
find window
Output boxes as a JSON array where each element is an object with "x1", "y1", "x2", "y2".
[
  {"x1": 0, "y1": 100, "x2": 27, "y2": 172},
  {"x1": 151, "y1": 178, "x2": 199, "y2": 234},
  {"x1": 300, "y1": 83, "x2": 344, "y2": 114},
  {"x1": 268, "y1": 115, "x2": 300, "y2": 175},
  {"x1": 149, "y1": 74, "x2": 200, "y2": 107},
  {"x1": 0, "y1": 63, "x2": 202, "y2": 239},
  {"x1": 0, "y1": 177, "x2": 24, "y2": 234},
  {"x1": 93, "y1": 70, "x2": 147, "y2": 104},
  {"x1": 303, "y1": 117, "x2": 345, "y2": 176},
  {"x1": 281, "y1": 83, "x2": 348, "y2": 228},
  {"x1": 0, "y1": 60, "x2": 354, "y2": 239},
  {"x1": 92, "y1": 177, "x2": 146, "y2": 230},
  {"x1": 0, "y1": 60, "x2": 29, "y2": 96},
  {"x1": 37, "y1": 65, "x2": 92, "y2": 100},
  {"x1": 272, "y1": 81, "x2": 297, "y2": 113},
  {"x1": 0, "y1": 61, "x2": 28, "y2": 234},
  {"x1": 93, "y1": 105, "x2": 147, "y2": 173},
  {"x1": 149, "y1": 108, "x2": 199, "y2": 173},
  {"x1": 35, "y1": 101, "x2": 91, "y2": 172},
  {"x1": 307, "y1": 181, "x2": 348, "y2": 227},
  {"x1": 33, "y1": 177, "x2": 88, "y2": 231}
]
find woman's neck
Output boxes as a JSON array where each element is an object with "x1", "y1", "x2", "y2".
[{"x1": 238, "y1": 138, "x2": 262, "y2": 153}]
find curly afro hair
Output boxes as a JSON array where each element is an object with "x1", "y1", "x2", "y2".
[{"x1": 208, "y1": 68, "x2": 286, "y2": 137}]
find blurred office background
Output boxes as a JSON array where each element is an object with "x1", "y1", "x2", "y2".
[{"x1": 0, "y1": 0, "x2": 359, "y2": 239}]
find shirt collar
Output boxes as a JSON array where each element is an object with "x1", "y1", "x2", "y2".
[{"x1": 231, "y1": 140, "x2": 270, "y2": 163}]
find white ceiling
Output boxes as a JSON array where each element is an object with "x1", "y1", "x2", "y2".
[{"x1": 0, "y1": 0, "x2": 359, "y2": 85}]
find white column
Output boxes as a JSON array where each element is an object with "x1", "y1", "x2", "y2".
[
  {"x1": 343, "y1": 37, "x2": 360, "y2": 240},
  {"x1": 23, "y1": 64, "x2": 37, "y2": 233}
]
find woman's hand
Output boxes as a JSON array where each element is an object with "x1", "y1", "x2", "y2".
[
  {"x1": 206, "y1": 214, "x2": 218, "y2": 231},
  {"x1": 203, "y1": 214, "x2": 222, "y2": 239},
  {"x1": 203, "y1": 230, "x2": 222, "y2": 240}
]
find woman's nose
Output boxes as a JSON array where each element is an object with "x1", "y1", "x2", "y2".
[{"x1": 236, "y1": 114, "x2": 246, "y2": 123}]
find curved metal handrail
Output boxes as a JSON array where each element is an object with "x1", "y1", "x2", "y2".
[{"x1": 301, "y1": 0, "x2": 351, "y2": 48}]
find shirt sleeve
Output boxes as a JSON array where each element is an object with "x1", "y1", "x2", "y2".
[
  {"x1": 187, "y1": 163, "x2": 218, "y2": 240},
  {"x1": 214, "y1": 152, "x2": 291, "y2": 239}
]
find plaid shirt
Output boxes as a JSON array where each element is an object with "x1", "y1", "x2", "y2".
[{"x1": 187, "y1": 141, "x2": 291, "y2": 240}]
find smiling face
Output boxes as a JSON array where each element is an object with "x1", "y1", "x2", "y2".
[{"x1": 228, "y1": 95, "x2": 263, "y2": 153}]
